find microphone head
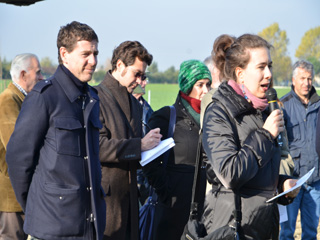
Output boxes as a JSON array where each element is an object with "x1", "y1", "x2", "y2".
[{"x1": 266, "y1": 88, "x2": 277, "y2": 102}]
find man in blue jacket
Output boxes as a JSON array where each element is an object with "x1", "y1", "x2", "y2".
[
  {"x1": 6, "y1": 21, "x2": 106, "y2": 240},
  {"x1": 280, "y1": 60, "x2": 320, "y2": 240},
  {"x1": 317, "y1": 107, "x2": 320, "y2": 159},
  {"x1": 132, "y1": 79, "x2": 154, "y2": 205}
]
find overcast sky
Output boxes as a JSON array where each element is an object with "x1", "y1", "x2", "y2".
[{"x1": 0, "y1": 0, "x2": 319, "y2": 71}]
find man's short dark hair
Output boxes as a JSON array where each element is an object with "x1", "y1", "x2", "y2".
[
  {"x1": 111, "y1": 41, "x2": 153, "y2": 71},
  {"x1": 57, "y1": 21, "x2": 98, "y2": 64}
]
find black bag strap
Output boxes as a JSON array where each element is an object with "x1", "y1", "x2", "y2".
[
  {"x1": 99, "y1": 84, "x2": 135, "y2": 137},
  {"x1": 162, "y1": 105, "x2": 176, "y2": 168},
  {"x1": 189, "y1": 102, "x2": 242, "y2": 231},
  {"x1": 189, "y1": 131, "x2": 205, "y2": 220}
]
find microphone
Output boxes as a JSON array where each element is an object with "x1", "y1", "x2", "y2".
[{"x1": 266, "y1": 88, "x2": 283, "y2": 147}]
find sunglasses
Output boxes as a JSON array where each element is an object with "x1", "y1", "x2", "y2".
[{"x1": 134, "y1": 71, "x2": 148, "y2": 81}]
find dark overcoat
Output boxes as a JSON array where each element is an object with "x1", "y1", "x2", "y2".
[
  {"x1": 95, "y1": 72, "x2": 142, "y2": 240},
  {"x1": 143, "y1": 94, "x2": 201, "y2": 240},
  {"x1": 6, "y1": 66, "x2": 106, "y2": 240}
]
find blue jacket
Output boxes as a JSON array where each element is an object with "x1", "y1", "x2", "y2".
[
  {"x1": 140, "y1": 96, "x2": 153, "y2": 137},
  {"x1": 281, "y1": 86, "x2": 320, "y2": 183},
  {"x1": 6, "y1": 66, "x2": 106, "y2": 240},
  {"x1": 317, "y1": 108, "x2": 320, "y2": 158}
]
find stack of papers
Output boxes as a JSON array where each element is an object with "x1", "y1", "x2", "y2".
[{"x1": 140, "y1": 137, "x2": 175, "y2": 167}]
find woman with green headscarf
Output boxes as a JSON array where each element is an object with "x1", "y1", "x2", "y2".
[{"x1": 142, "y1": 60, "x2": 211, "y2": 240}]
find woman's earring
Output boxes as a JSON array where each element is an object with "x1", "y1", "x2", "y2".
[{"x1": 242, "y1": 84, "x2": 251, "y2": 103}]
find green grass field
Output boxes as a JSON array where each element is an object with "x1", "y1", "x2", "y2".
[
  {"x1": 144, "y1": 84, "x2": 299, "y2": 111},
  {"x1": 0, "y1": 80, "x2": 11, "y2": 93},
  {"x1": 1, "y1": 80, "x2": 319, "y2": 111}
]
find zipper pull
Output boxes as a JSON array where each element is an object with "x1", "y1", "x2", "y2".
[
  {"x1": 82, "y1": 95, "x2": 87, "y2": 110},
  {"x1": 90, "y1": 213, "x2": 94, "y2": 222}
]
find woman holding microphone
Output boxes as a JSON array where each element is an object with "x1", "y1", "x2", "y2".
[{"x1": 202, "y1": 34, "x2": 299, "y2": 239}]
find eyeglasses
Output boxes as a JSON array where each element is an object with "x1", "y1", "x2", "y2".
[{"x1": 134, "y1": 71, "x2": 148, "y2": 81}]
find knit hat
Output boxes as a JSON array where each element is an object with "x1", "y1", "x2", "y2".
[{"x1": 178, "y1": 60, "x2": 212, "y2": 95}]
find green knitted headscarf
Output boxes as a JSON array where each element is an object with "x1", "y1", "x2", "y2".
[{"x1": 178, "y1": 60, "x2": 212, "y2": 95}]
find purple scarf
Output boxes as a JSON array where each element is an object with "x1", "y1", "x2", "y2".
[{"x1": 228, "y1": 80, "x2": 268, "y2": 111}]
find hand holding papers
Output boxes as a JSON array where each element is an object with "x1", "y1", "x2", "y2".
[
  {"x1": 140, "y1": 138, "x2": 175, "y2": 167},
  {"x1": 266, "y1": 167, "x2": 315, "y2": 203}
]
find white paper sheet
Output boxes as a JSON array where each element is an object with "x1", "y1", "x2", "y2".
[
  {"x1": 139, "y1": 137, "x2": 175, "y2": 167},
  {"x1": 278, "y1": 204, "x2": 288, "y2": 223},
  {"x1": 266, "y1": 167, "x2": 315, "y2": 203}
]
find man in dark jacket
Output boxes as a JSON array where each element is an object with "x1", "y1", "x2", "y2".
[
  {"x1": 95, "y1": 41, "x2": 161, "y2": 240},
  {"x1": 280, "y1": 60, "x2": 320, "y2": 240},
  {"x1": 317, "y1": 107, "x2": 320, "y2": 159},
  {"x1": 6, "y1": 21, "x2": 106, "y2": 240}
]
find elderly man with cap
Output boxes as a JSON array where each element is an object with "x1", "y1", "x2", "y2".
[{"x1": 143, "y1": 59, "x2": 211, "y2": 240}]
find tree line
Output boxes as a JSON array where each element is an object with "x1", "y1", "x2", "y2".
[{"x1": 1, "y1": 23, "x2": 319, "y2": 86}]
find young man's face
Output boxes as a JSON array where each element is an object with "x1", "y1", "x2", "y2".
[
  {"x1": 117, "y1": 57, "x2": 147, "y2": 93},
  {"x1": 61, "y1": 40, "x2": 98, "y2": 82}
]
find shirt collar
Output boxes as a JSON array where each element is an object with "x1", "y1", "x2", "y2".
[{"x1": 12, "y1": 81, "x2": 28, "y2": 96}]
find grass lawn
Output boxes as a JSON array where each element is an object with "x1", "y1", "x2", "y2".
[
  {"x1": 1, "y1": 81, "x2": 319, "y2": 111},
  {"x1": 0, "y1": 79, "x2": 11, "y2": 93},
  {"x1": 144, "y1": 84, "x2": 303, "y2": 111}
]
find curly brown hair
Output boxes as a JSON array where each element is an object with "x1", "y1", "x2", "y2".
[{"x1": 111, "y1": 41, "x2": 153, "y2": 71}]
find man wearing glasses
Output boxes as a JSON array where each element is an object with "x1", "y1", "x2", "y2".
[{"x1": 95, "y1": 41, "x2": 161, "y2": 240}]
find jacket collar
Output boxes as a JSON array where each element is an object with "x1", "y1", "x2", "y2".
[
  {"x1": 101, "y1": 71, "x2": 131, "y2": 120},
  {"x1": 102, "y1": 71, "x2": 126, "y2": 90},
  {"x1": 290, "y1": 84, "x2": 320, "y2": 105},
  {"x1": 54, "y1": 65, "x2": 97, "y2": 103},
  {"x1": 8, "y1": 82, "x2": 25, "y2": 102},
  {"x1": 60, "y1": 64, "x2": 87, "y2": 93},
  {"x1": 213, "y1": 81, "x2": 255, "y2": 118},
  {"x1": 175, "y1": 94, "x2": 201, "y2": 129}
]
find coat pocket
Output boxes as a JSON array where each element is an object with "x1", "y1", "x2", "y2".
[
  {"x1": 286, "y1": 121, "x2": 301, "y2": 142},
  {"x1": 32, "y1": 181, "x2": 86, "y2": 236},
  {"x1": 54, "y1": 117, "x2": 82, "y2": 156}
]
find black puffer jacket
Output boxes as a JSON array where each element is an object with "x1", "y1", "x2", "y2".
[{"x1": 202, "y1": 82, "x2": 290, "y2": 240}]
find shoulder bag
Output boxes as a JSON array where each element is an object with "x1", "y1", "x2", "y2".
[{"x1": 180, "y1": 130, "x2": 243, "y2": 240}]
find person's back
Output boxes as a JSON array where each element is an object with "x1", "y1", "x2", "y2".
[{"x1": 200, "y1": 56, "x2": 221, "y2": 128}]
